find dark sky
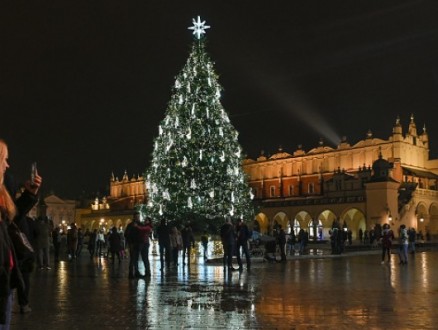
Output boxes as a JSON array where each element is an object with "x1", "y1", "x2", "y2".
[{"x1": 1, "y1": 1, "x2": 438, "y2": 199}]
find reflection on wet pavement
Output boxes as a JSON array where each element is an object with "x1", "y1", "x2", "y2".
[{"x1": 11, "y1": 251, "x2": 438, "y2": 329}]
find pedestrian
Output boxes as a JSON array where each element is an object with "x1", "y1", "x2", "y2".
[
  {"x1": 156, "y1": 218, "x2": 171, "y2": 271},
  {"x1": 277, "y1": 225, "x2": 286, "y2": 262},
  {"x1": 125, "y1": 211, "x2": 141, "y2": 278},
  {"x1": 0, "y1": 139, "x2": 41, "y2": 324},
  {"x1": 408, "y1": 228, "x2": 416, "y2": 254},
  {"x1": 76, "y1": 228, "x2": 84, "y2": 257},
  {"x1": 118, "y1": 225, "x2": 126, "y2": 259},
  {"x1": 88, "y1": 229, "x2": 97, "y2": 258},
  {"x1": 136, "y1": 217, "x2": 153, "y2": 276},
  {"x1": 398, "y1": 224, "x2": 409, "y2": 265},
  {"x1": 201, "y1": 231, "x2": 209, "y2": 260},
  {"x1": 169, "y1": 226, "x2": 182, "y2": 267},
  {"x1": 287, "y1": 231, "x2": 296, "y2": 255},
  {"x1": 358, "y1": 228, "x2": 363, "y2": 244},
  {"x1": 380, "y1": 224, "x2": 394, "y2": 264},
  {"x1": 220, "y1": 218, "x2": 237, "y2": 271},
  {"x1": 181, "y1": 223, "x2": 195, "y2": 266},
  {"x1": 108, "y1": 226, "x2": 123, "y2": 264},
  {"x1": 236, "y1": 218, "x2": 251, "y2": 270},
  {"x1": 298, "y1": 228, "x2": 307, "y2": 254},
  {"x1": 34, "y1": 201, "x2": 53, "y2": 270},
  {"x1": 52, "y1": 226, "x2": 61, "y2": 262},
  {"x1": 96, "y1": 229, "x2": 105, "y2": 257},
  {"x1": 67, "y1": 223, "x2": 78, "y2": 260}
]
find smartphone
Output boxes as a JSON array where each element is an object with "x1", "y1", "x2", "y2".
[{"x1": 31, "y1": 162, "x2": 37, "y2": 185}]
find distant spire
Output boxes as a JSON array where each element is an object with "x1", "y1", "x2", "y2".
[{"x1": 408, "y1": 113, "x2": 417, "y2": 136}]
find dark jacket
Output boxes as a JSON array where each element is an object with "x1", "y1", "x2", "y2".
[
  {"x1": 181, "y1": 227, "x2": 195, "y2": 247},
  {"x1": 0, "y1": 214, "x2": 24, "y2": 324}
]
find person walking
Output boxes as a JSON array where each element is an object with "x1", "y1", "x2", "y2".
[
  {"x1": 136, "y1": 218, "x2": 153, "y2": 276},
  {"x1": 201, "y1": 231, "x2": 209, "y2": 260},
  {"x1": 236, "y1": 218, "x2": 251, "y2": 270},
  {"x1": 220, "y1": 218, "x2": 237, "y2": 271},
  {"x1": 34, "y1": 201, "x2": 53, "y2": 270},
  {"x1": 88, "y1": 229, "x2": 97, "y2": 258},
  {"x1": 408, "y1": 228, "x2": 416, "y2": 254},
  {"x1": 380, "y1": 224, "x2": 394, "y2": 264},
  {"x1": 181, "y1": 223, "x2": 195, "y2": 266},
  {"x1": 398, "y1": 224, "x2": 409, "y2": 265},
  {"x1": 52, "y1": 226, "x2": 61, "y2": 262},
  {"x1": 169, "y1": 226, "x2": 182, "y2": 268},
  {"x1": 108, "y1": 226, "x2": 123, "y2": 264},
  {"x1": 156, "y1": 218, "x2": 171, "y2": 271},
  {"x1": 67, "y1": 223, "x2": 78, "y2": 260},
  {"x1": 95, "y1": 229, "x2": 105, "y2": 257},
  {"x1": 76, "y1": 228, "x2": 84, "y2": 258},
  {"x1": 125, "y1": 211, "x2": 141, "y2": 278},
  {"x1": 277, "y1": 225, "x2": 287, "y2": 263}
]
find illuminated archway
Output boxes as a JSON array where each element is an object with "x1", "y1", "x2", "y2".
[
  {"x1": 273, "y1": 212, "x2": 289, "y2": 234},
  {"x1": 340, "y1": 208, "x2": 366, "y2": 240},
  {"x1": 292, "y1": 211, "x2": 312, "y2": 235},
  {"x1": 316, "y1": 209, "x2": 337, "y2": 240},
  {"x1": 416, "y1": 203, "x2": 428, "y2": 234},
  {"x1": 428, "y1": 203, "x2": 438, "y2": 236},
  {"x1": 255, "y1": 213, "x2": 269, "y2": 234}
]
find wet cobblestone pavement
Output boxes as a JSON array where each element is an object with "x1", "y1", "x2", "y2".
[{"x1": 10, "y1": 248, "x2": 438, "y2": 329}]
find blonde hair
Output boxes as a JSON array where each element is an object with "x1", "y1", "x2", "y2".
[{"x1": 0, "y1": 139, "x2": 17, "y2": 221}]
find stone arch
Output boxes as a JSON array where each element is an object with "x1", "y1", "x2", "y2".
[
  {"x1": 415, "y1": 202, "x2": 429, "y2": 234},
  {"x1": 292, "y1": 210, "x2": 312, "y2": 235},
  {"x1": 428, "y1": 203, "x2": 438, "y2": 235},
  {"x1": 316, "y1": 209, "x2": 337, "y2": 240},
  {"x1": 340, "y1": 208, "x2": 366, "y2": 240},
  {"x1": 255, "y1": 213, "x2": 269, "y2": 234},
  {"x1": 272, "y1": 212, "x2": 289, "y2": 234}
]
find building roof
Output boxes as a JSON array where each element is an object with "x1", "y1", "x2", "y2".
[{"x1": 402, "y1": 166, "x2": 438, "y2": 179}]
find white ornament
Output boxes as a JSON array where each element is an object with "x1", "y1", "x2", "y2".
[
  {"x1": 219, "y1": 127, "x2": 223, "y2": 137},
  {"x1": 199, "y1": 149, "x2": 203, "y2": 160},
  {"x1": 179, "y1": 95, "x2": 184, "y2": 105},
  {"x1": 175, "y1": 79, "x2": 181, "y2": 89},
  {"x1": 188, "y1": 16, "x2": 210, "y2": 40},
  {"x1": 220, "y1": 151, "x2": 225, "y2": 162},
  {"x1": 182, "y1": 156, "x2": 188, "y2": 167},
  {"x1": 191, "y1": 179, "x2": 197, "y2": 189},
  {"x1": 249, "y1": 189, "x2": 254, "y2": 200},
  {"x1": 159, "y1": 205, "x2": 163, "y2": 216},
  {"x1": 188, "y1": 197, "x2": 193, "y2": 209},
  {"x1": 191, "y1": 104, "x2": 196, "y2": 117},
  {"x1": 186, "y1": 127, "x2": 192, "y2": 140},
  {"x1": 158, "y1": 125, "x2": 163, "y2": 135},
  {"x1": 209, "y1": 190, "x2": 214, "y2": 198}
]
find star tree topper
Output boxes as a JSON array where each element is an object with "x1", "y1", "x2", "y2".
[{"x1": 188, "y1": 16, "x2": 210, "y2": 39}]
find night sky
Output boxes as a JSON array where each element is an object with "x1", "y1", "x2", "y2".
[{"x1": 1, "y1": 1, "x2": 438, "y2": 199}]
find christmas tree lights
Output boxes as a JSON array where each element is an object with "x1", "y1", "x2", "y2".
[{"x1": 143, "y1": 17, "x2": 254, "y2": 227}]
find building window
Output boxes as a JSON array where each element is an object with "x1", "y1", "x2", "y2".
[
  {"x1": 270, "y1": 186, "x2": 276, "y2": 197},
  {"x1": 289, "y1": 185, "x2": 294, "y2": 196},
  {"x1": 308, "y1": 183, "x2": 314, "y2": 194}
]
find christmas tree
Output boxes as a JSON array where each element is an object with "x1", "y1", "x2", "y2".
[{"x1": 143, "y1": 16, "x2": 254, "y2": 228}]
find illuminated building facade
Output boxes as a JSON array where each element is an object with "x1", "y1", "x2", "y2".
[
  {"x1": 243, "y1": 115, "x2": 438, "y2": 239},
  {"x1": 29, "y1": 194, "x2": 76, "y2": 228},
  {"x1": 78, "y1": 171, "x2": 147, "y2": 231}
]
